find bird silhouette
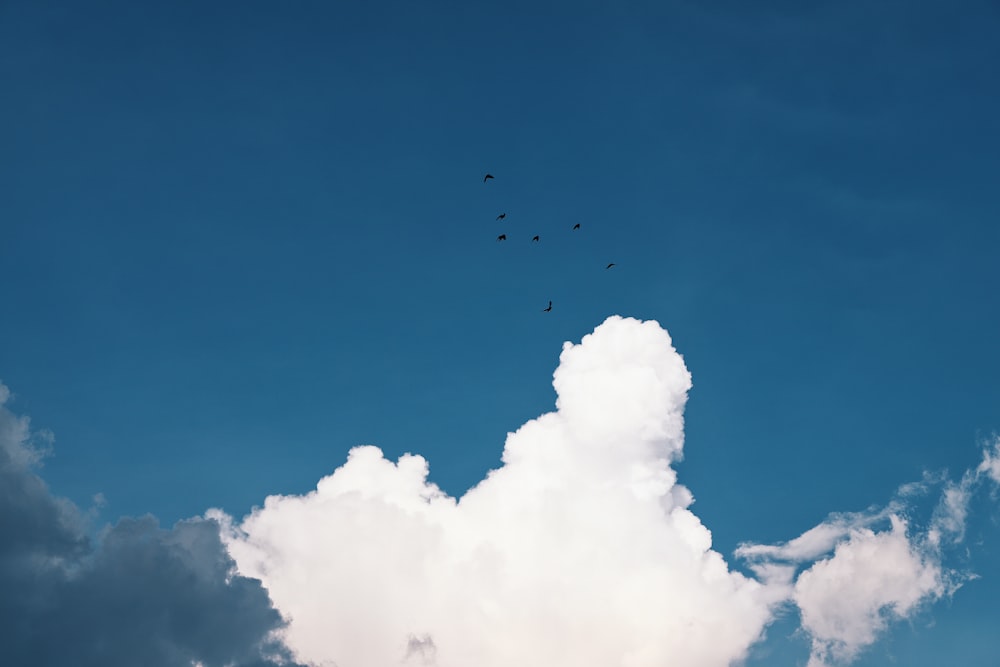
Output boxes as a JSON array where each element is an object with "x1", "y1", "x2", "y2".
[
  {"x1": 496, "y1": 213, "x2": 506, "y2": 220},
  {"x1": 572, "y1": 223, "x2": 580, "y2": 230},
  {"x1": 542, "y1": 301, "x2": 552, "y2": 312},
  {"x1": 497, "y1": 234, "x2": 507, "y2": 241},
  {"x1": 484, "y1": 173, "x2": 494, "y2": 183},
  {"x1": 532, "y1": 235, "x2": 540, "y2": 242},
  {"x1": 606, "y1": 263, "x2": 615, "y2": 269}
]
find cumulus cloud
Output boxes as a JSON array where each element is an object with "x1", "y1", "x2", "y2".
[
  {"x1": 0, "y1": 382, "x2": 304, "y2": 667},
  {"x1": 6, "y1": 317, "x2": 997, "y2": 667},
  {"x1": 215, "y1": 316, "x2": 999, "y2": 667},
  {"x1": 216, "y1": 317, "x2": 777, "y2": 667}
]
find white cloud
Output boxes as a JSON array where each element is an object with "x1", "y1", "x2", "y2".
[
  {"x1": 211, "y1": 317, "x2": 991, "y2": 667},
  {"x1": 215, "y1": 317, "x2": 777, "y2": 667},
  {"x1": 927, "y1": 476, "x2": 973, "y2": 548},
  {"x1": 739, "y1": 479, "x2": 973, "y2": 666},
  {"x1": 735, "y1": 507, "x2": 895, "y2": 565},
  {"x1": 792, "y1": 516, "x2": 948, "y2": 667},
  {"x1": 978, "y1": 437, "x2": 1000, "y2": 485}
]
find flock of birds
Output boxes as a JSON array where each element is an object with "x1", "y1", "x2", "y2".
[{"x1": 483, "y1": 172, "x2": 614, "y2": 313}]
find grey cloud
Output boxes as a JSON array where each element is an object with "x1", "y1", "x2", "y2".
[
  {"x1": 404, "y1": 634, "x2": 437, "y2": 664},
  {"x1": 0, "y1": 383, "x2": 306, "y2": 667}
]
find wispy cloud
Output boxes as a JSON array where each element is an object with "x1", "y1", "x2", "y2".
[
  {"x1": 978, "y1": 437, "x2": 1000, "y2": 485},
  {"x1": 736, "y1": 435, "x2": 1000, "y2": 666}
]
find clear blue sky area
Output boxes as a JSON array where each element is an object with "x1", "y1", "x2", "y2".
[{"x1": 2, "y1": 2, "x2": 998, "y2": 664}]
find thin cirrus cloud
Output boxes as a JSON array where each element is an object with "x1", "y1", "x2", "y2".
[
  {"x1": 213, "y1": 316, "x2": 999, "y2": 667},
  {"x1": 0, "y1": 384, "x2": 306, "y2": 667}
]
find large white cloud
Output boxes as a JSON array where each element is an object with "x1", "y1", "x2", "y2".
[
  {"x1": 215, "y1": 317, "x2": 776, "y2": 667},
  {"x1": 213, "y1": 316, "x2": 992, "y2": 667}
]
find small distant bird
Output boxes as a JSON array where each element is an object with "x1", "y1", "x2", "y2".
[
  {"x1": 542, "y1": 301, "x2": 552, "y2": 312},
  {"x1": 497, "y1": 234, "x2": 507, "y2": 241},
  {"x1": 532, "y1": 235, "x2": 540, "y2": 242},
  {"x1": 484, "y1": 173, "x2": 494, "y2": 183},
  {"x1": 572, "y1": 223, "x2": 580, "y2": 230},
  {"x1": 606, "y1": 263, "x2": 615, "y2": 269},
  {"x1": 496, "y1": 213, "x2": 506, "y2": 220}
]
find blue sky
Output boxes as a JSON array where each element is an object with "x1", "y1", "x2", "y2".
[{"x1": 1, "y1": 1, "x2": 999, "y2": 665}]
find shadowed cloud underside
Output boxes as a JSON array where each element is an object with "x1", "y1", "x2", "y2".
[{"x1": 0, "y1": 385, "x2": 305, "y2": 667}]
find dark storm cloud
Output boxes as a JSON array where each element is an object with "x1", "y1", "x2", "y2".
[{"x1": 0, "y1": 385, "x2": 305, "y2": 667}]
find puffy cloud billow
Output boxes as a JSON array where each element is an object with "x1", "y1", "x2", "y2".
[
  {"x1": 4, "y1": 317, "x2": 998, "y2": 667},
  {"x1": 212, "y1": 316, "x2": 999, "y2": 667},
  {"x1": 0, "y1": 384, "x2": 304, "y2": 667},
  {"x1": 215, "y1": 317, "x2": 776, "y2": 667}
]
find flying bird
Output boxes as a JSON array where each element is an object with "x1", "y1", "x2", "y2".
[
  {"x1": 542, "y1": 301, "x2": 552, "y2": 312},
  {"x1": 497, "y1": 234, "x2": 507, "y2": 241},
  {"x1": 483, "y1": 173, "x2": 494, "y2": 183},
  {"x1": 572, "y1": 223, "x2": 580, "y2": 230},
  {"x1": 532, "y1": 235, "x2": 540, "y2": 242},
  {"x1": 496, "y1": 213, "x2": 506, "y2": 220},
  {"x1": 606, "y1": 263, "x2": 615, "y2": 269}
]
